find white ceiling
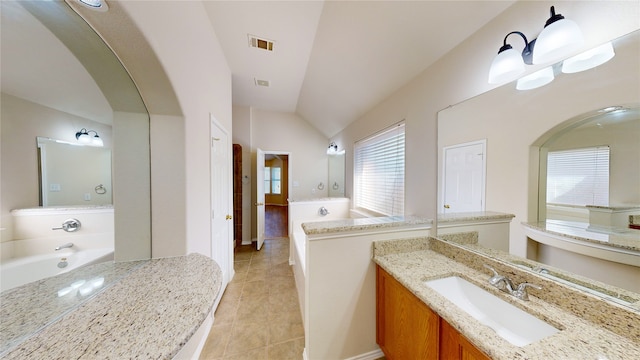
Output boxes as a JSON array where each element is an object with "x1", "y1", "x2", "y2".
[
  {"x1": 2, "y1": 1, "x2": 515, "y2": 136},
  {"x1": 204, "y1": 1, "x2": 515, "y2": 137}
]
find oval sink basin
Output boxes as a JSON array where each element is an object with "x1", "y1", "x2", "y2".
[{"x1": 424, "y1": 276, "x2": 559, "y2": 347}]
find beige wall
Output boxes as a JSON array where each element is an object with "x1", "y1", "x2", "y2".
[
  {"x1": 0, "y1": 93, "x2": 112, "y2": 241},
  {"x1": 240, "y1": 109, "x2": 329, "y2": 240},
  {"x1": 118, "y1": 1, "x2": 232, "y2": 258},
  {"x1": 333, "y1": 1, "x2": 640, "y2": 257}
]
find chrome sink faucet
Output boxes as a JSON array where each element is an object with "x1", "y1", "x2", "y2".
[
  {"x1": 484, "y1": 265, "x2": 541, "y2": 301},
  {"x1": 55, "y1": 242, "x2": 74, "y2": 251}
]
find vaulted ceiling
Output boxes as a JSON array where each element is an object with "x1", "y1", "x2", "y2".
[{"x1": 204, "y1": 1, "x2": 515, "y2": 137}]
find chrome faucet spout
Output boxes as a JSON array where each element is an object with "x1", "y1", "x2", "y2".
[{"x1": 55, "y1": 242, "x2": 74, "y2": 251}]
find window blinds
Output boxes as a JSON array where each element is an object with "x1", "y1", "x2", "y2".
[
  {"x1": 354, "y1": 122, "x2": 405, "y2": 216},
  {"x1": 546, "y1": 146, "x2": 610, "y2": 206}
]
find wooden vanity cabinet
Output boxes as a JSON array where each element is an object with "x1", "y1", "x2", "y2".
[{"x1": 376, "y1": 265, "x2": 490, "y2": 360}]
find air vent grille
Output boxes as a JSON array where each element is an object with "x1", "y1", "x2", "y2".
[
  {"x1": 248, "y1": 34, "x2": 274, "y2": 52},
  {"x1": 254, "y1": 79, "x2": 270, "y2": 87}
]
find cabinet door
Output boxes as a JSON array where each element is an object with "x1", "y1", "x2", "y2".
[
  {"x1": 440, "y1": 318, "x2": 490, "y2": 360},
  {"x1": 376, "y1": 266, "x2": 439, "y2": 360}
]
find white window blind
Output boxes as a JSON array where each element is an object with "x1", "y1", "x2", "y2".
[
  {"x1": 546, "y1": 146, "x2": 609, "y2": 206},
  {"x1": 354, "y1": 122, "x2": 405, "y2": 216}
]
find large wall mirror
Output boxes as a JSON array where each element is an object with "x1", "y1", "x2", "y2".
[
  {"x1": 437, "y1": 30, "x2": 639, "y2": 306},
  {"x1": 1, "y1": 0, "x2": 150, "y2": 259},
  {"x1": 1, "y1": 0, "x2": 150, "y2": 351}
]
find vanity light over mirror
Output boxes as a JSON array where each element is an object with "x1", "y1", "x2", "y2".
[{"x1": 436, "y1": 30, "x2": 640, "y2": 308}]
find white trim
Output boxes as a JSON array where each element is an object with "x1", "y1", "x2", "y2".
[
  {"x1": 344, "y1": 348, "x2": 385, "y2": 360},
  {"x1": 523, "y1": 225, "x2": 640, "y2": 266}
]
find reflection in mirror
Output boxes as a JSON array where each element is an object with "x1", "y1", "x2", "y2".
[
  {"x1": 1, "y1": 0, "x2": 150, "y2": 350},
  {"x1": 328, "y1": 150, "x2": 346, "y2": 197},
  {"x1": 37, "y1": 137, "x2": 113, "y2": 206},
  {"x1": 436, "y1": 30, "x2": 640, "y2": 307},
  {"x1": 537, "y1": 106, "x2": 640, "y2": 229}
]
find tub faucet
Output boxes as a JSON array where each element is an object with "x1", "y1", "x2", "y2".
[{"x1": 55, "y1": 242, "x2": 74, "y2": 251}]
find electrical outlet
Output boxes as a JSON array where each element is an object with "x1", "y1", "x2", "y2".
[{"x1": 84, "y1": 193, "x2": 91, "y2": 201}]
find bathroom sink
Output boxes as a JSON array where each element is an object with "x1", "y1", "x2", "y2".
[{"x1": 424, "y1": 276, "x2": 559, "y2": 347}]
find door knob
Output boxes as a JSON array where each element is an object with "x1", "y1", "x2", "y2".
[
  {"x1": 225, "y1": 215, "x2": 232, "y2": 220},
  {"x1": 444, "y1": 204, "x2": 450, "y2": 209},
  {"x1": 255, "y1": 202, "x2": 264, "y2": 206}
]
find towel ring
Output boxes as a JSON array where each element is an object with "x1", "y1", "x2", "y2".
[{"x1": 95, "y1": 184, "x2": 107, "y2": 195}]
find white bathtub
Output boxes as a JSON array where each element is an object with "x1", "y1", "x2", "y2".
[{"x1": 0, "y1": 248, "x2": 113, "y2": 292}]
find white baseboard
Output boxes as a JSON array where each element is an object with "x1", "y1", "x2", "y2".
[
  {"x1": 301, "y1": 348, "x2": 383, "y2": 360},
  {"x1": 344, "y1": 348, "x2": 384, "y2": 360}
]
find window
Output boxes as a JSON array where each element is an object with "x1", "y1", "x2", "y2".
[
  {"x1": 546, "y1": 146, "x2": 609, "y2": 206},
  {"x1": 354, "y1": 122, "x2": 405, "y2": 216},
  {"x1": 264, "y1": 166, "x2": 281, "y2": 195}
]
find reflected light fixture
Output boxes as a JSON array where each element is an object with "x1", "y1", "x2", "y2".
[
  {"x1": 516, "y1": 66, "x2": 554, "y2": 90},
  {"x1": 75, "y1": 128, "x2": 104, "y2": 147},
  {"x1": 327, "y1": 142, "x2": 338, "y2": 155},
  {"x1": 561, "y1": 41, "x2": 615, "y2": 73},
  {"x1": 77, "y1": 0, "x2": 109, "y2": 12},
  {"x1": 488, "y1": 6, "x2": 584, "y2": 85}
]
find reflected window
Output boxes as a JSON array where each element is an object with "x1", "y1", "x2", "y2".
[{"x1": 546, "y1": 146, "x2": 610, "y2": 206}]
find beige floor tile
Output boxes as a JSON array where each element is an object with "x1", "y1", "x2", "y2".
[
  {"x1": 241, "y1": 280, "x2": 269, "y2": 299},
  {"x1": 222, "y1": 347, "x2": 267, "y2": 360},
  {"x1": 267, "y1": 312, "x2": 304, "y2": 344},
  {"x1": 199, "y1": 323, "x2": 232, "y2": 360},
  {"x1": 224, "y1": 321, "x2": 269, "y2": 356},
  {"x1": 267, "y1": 338, "x2": 305, "y2": 360},
  {"x1": 202, "y1": 238, "x2": 303, "y2": 360}
]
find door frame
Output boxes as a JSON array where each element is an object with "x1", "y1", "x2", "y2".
[
  {"x1": 256, "y1": 149, "x2": 292, "y2": 250},
  {"x1": 210, "y1": 114, "x2": 233, "y2": 294}
]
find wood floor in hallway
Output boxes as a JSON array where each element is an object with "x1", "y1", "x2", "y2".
[{"x1": 199, "y1": 238, "x2": 303, "y2": 359}]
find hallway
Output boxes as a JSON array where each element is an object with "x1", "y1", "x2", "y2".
[{"x1": 199, "y1": 238, "x2": 303, "y2": 359}]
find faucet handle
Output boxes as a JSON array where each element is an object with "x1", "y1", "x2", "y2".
[
  {"x1": 513, "y1": 283, "x2": 542, "y2": 301},
  {"x1": 483, "y1": 264, "x2": 499, "y2": 277},
  {"x1": 483, "y1": 264, "x2": 506, "y2": 289}
]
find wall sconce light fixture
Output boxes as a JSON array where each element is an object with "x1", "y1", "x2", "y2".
[
  {"x1": 488, "y1": 6, "x2": 584, "y2": 85},
  {"x1": 75, "y1": 128, "x2": 104, "y2": 147},
  {"x1": 327, "y1": 142, "x2": 338, "y2": 155}
]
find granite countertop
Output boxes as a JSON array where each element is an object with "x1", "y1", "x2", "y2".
[
  {"x1": 373, "y1": 238, "x2": 640, "y2": 360},
  {"x1": 523, "y1": 220, "x2": 640, "y2": 252},
  {"x1": 1, "y1": 253, "x2": 222, "y2": 359},
  {"x1": 301, "y1": 215, "x2": 432, "y2": 236},
  {"x1": 437, "y1": 211, "x2": 515, "y2": 224}
]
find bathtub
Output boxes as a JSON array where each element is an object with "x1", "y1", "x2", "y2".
[{"x1": 0, "y1": 247, "x2": 113, "y2": 292}]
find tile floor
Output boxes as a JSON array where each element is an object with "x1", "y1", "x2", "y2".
[{"x1": 199, "y1": 238, "x2": 304, "y2": 359}]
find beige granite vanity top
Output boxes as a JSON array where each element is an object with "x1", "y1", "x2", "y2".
[
  {"x1": 373, "y1": 237, "x2": 640, "y2": 360},
  {"x1": 437, "y1": 210, "x2": 515, "y2": 224},
  {"x1": 1, "y1": 253, "x2": 222, "y2": 359},
  {"x1": 523, "y1": 220, "x2": 640, "y2": 252},
  {"x1": 301, "y1": 215, "x2": 432, "y2": 236}
]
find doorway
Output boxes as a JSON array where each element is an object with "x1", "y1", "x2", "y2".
[
  {"x1": 256, "y1": 149, "x2": 291, "y2": 250},
  {"x1": 264, "y1": 154, "x2": 289, "y2": 238}
]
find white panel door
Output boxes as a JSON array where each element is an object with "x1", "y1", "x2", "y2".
[
  {"x1": 442, "y1": 140, "x2": 486, "y2": 213},
  {"x1": 256, "y1": 148, "x2": 265, "y2": 250},
  {"x1": 211, "y1": 115, "x2": 233, "y2": 288}
]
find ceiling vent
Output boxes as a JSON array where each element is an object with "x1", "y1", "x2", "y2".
[
  {"x1": 254, "y1": 78, "x2": 270, "y2": 87},
  {"x1": 248, "y1": 34, "x2": 274, "y2": 52}
]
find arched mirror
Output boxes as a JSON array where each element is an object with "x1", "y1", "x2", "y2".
[{"x1": 1, "y1": 0, "x2": 150, "y2": 288}]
